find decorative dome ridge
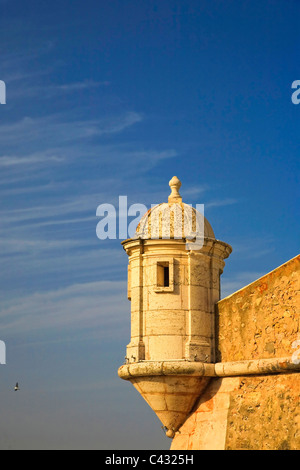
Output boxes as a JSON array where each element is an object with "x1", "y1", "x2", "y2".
[{"x1": 134, "y1": 177, "x2": 215, "y2": 240}]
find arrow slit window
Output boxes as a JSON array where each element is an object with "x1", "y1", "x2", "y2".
[
  {"x1": 157, "y1": 262, "x2": 169, "y2": 287},
  {"x1": 155, "y1": 260, "x2": 174, "y2": 292}
]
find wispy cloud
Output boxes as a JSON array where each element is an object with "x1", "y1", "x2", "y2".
[
  {"x1": 0, "y1": 237, "x2": 94, "y2": 255},
  {"x1": 0, "y1": 192, "x2": 112, "y2": 227},
  {"x1": 0, "y1": 37, "x2": 179, "y2": 334},
  {"x1": 205, "y1": 198, "x2": 238, "y2": 209},
  {"x1": 0, "y1": 280, "x2": 129, "y2": 339},
  {"x1": 0, "y1": 111, "x2": 143, "y2": 148},
  {"x1": 0, "y1": 110, "x2": 152, "y2": 192},
  {"x1": 1, "y1": 39, "x2": 57, "y2": 79},
  {"x1": 229, "y1": 236, "x2": 275, "y2": 260},
  {"x1": 9, "y1": 80, "x2": 111, "y2": 99},
  {"x1": 0, "y1": 153, "x2": 63, "y2": 167},
  {"x1": 0, "y1": 181, "x2": 62, "y2": 195},
  {"x1": 182, "y1": 184, "x2": 209, "y2": 198},
  {"x1": 221, "y1": 271, "x2": 266, "y2": 298},
  {"x1": 56, "y1": 80, "x2": 110, "y2": 91}
]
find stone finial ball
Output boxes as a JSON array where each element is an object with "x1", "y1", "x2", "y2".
[{"x1": 166, "y1": 429, "x2": 175, "y2": 438}]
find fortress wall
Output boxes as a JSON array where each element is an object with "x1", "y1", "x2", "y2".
[{"x1": 171, "y1": 255, "x2": 300, "y2": 450}]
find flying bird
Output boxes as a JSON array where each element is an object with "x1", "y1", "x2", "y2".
[{"x1": 14, "y1": 383, "x2": 20, "y2": 391}]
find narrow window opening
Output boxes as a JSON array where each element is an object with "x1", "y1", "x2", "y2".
[
  {"x1": 157, "y1": 261, "x2": 170, "y2": 288},
  {"x1": 163, "y1": 266, "x2": 169, "y2": 287}
]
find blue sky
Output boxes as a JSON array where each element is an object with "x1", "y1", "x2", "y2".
[{"x1": 0, "y1": 0, "x2": 299, "y2": 449}]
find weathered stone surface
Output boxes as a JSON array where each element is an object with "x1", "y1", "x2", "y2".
[
  {"x1": 225, "y1": 374, "x2": 300, "y2": 450},
  {"x1": 170, "y1": 377, "x2": 240, "y2": 450},
  {"x1": 171, "y1": 255, "x2": 300, "y2": 450},
  {"x1": 216, "y1": 255, "x2": 300, "y2": 362},
  {"x1": 131, "y1": 375, "x2": 210, "y2": 434},
  {"x1": 171, "y1": 373, "x2": 300, "y2": 450}
]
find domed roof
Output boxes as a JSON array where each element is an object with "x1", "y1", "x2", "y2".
[{"x1": 135, "y1": 176, "x2": 215, "y2": 240}]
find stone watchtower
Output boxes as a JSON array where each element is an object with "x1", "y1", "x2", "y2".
[{"x1": 118, "y1": 177, "x2": 231, "y2": 438}]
